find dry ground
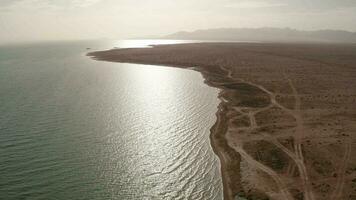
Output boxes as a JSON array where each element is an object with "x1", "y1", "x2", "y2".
[{"x1": 88, "y1": 43, "x2": 356, "y2": 200}]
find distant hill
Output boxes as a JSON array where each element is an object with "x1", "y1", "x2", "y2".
[{"x1": 163, "y1": 28, "x2": 356, "y2": 43}]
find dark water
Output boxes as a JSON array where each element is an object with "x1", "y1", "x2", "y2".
[{"x1": 0, "y1": 40, "x2": 223, "y2": 199}]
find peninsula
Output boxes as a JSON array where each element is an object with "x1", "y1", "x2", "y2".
[{"x1": 88, "y1": 43, "x2": 356, "y2": 200}]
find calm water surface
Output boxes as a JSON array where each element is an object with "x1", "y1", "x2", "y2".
[{"x1": 0, "y1": 40, "x2": 222, "y2": 199}]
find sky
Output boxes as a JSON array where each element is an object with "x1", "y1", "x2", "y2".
[{"x1": 0, "y1": 0, "x2": 356, "y2": 43}]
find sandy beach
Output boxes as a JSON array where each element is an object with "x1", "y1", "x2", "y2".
[{"x1": 88, "y1": 43, "x2": 356, "y2": 200}]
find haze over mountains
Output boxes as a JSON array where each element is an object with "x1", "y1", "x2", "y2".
[{"x1": 163, "y1": 28, "x2": 356, "y2": 43}]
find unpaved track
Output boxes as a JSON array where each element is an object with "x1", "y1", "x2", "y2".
[
  {"x1": 221, "y1": 66, "x2": 316, "y2": 200},
  {"x1": 286, "y1": 78, "x2": 315, "y2": 200},
  {"x1": 232, "y1": 145, "x2": 294, "y2": 200},
  {"x1": 330, "y1": 142, "x2": 352, "y2": 200}
]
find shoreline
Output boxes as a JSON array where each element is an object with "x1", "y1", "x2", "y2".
[
  {"x1": 89, "y1": 52, "x2": 240, "y2": 199},
  {"x1": 88, "y1": 42, "x2": 356, "y2": 200},
  {"x1": 89, "y1": 51, "x2": 244, "y2": 199}
]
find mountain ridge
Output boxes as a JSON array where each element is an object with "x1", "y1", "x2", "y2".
[{"x1": 162, "y1": 28, "x2": 356, "y2": 43}]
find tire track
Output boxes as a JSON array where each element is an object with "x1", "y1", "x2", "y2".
[{"x1": 330, "y1": 142, "x2": 352, "y2": 200}]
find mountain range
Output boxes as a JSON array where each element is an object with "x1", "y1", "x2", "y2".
[{"x1": 162, "y1": 28, "x2": 356, "y2": 43}]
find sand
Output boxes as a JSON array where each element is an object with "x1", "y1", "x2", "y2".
[{"x1": 88, "y1": 43, "x2": 356, "y2": 200}]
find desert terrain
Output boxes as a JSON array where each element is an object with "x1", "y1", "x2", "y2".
[{"x1": 88, "y1": 43, "x2": 356, "y2": 200}]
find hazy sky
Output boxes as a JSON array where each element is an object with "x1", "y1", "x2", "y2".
[{"x1": 1, "y1": 0, "x2": 356, "y2": 43}]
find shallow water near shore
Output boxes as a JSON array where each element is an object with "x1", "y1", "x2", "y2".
[{"x1": 0, "y1": 40, "x2": 223, "y2": 199}]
